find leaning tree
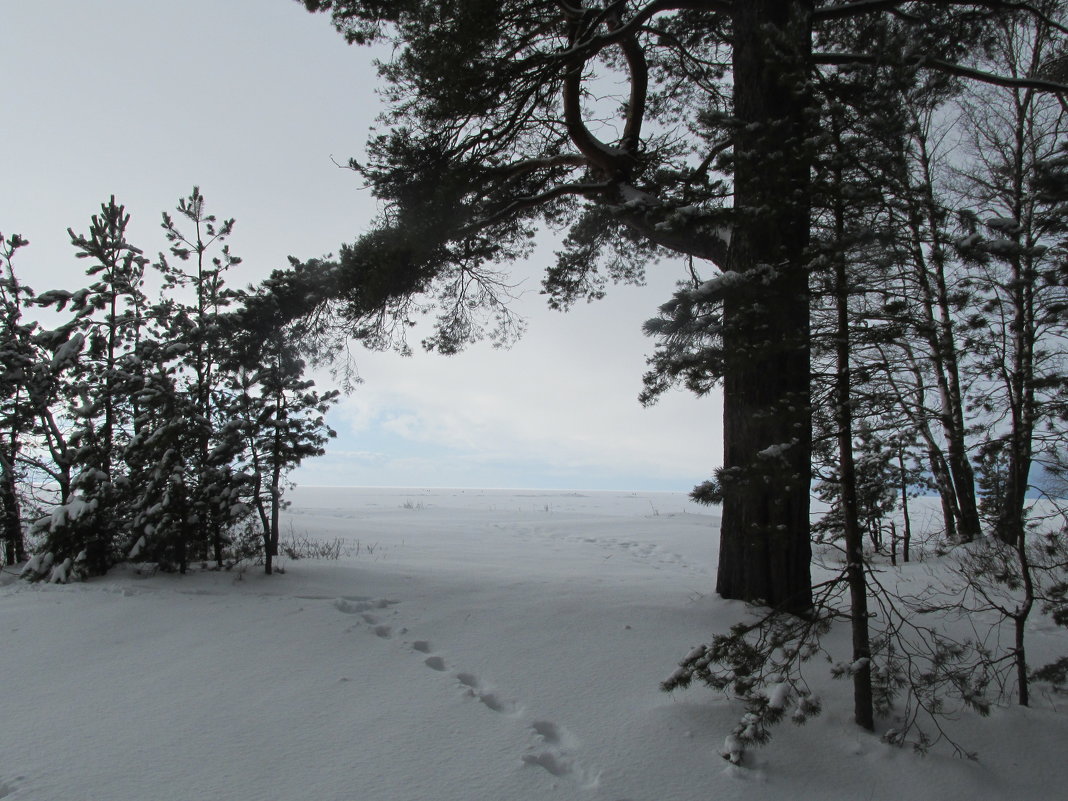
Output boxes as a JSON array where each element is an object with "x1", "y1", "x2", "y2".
[{"x1": 250, "y1": 0, "x2": 1068, "y2": 615}]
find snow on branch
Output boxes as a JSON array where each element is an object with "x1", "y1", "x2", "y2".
[{"x1": 607, "y1": 184, "x2": 732, "y2": 266}]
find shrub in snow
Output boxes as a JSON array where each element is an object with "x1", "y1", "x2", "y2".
[
  {"x1": 19, "y1": 552, "x2": 53, "y2": 582},
  {"x1": 20, "y1": 548, "x2": 89, "y2": 584},
  {"x1": 279, "y1": 530, "x2": 346, "y2": 561},
  {"x1": 48, "y1": 557, "x2": 73, "y2": 584},
  {"x1": 32, "y1": 481, "x2": 127, "y2": 577}
]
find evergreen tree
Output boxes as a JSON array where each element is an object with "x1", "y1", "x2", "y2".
[
  {"x1": 0, "y1": 232, "x2": 33, "y2": 565},
  {"x1": 229, "y1": 326, "x2": 338, "y2": 574},
  {"x1": 651, "y1": 1, "x2": 1067, "y2": 749},
  {"x1": 8, "y1": 193, "x2": 338, "y2": 578},
  {"x1": 32, "y1": 198, "x2": 150, "y2": 573},
  {"x1": 253, "y1": 0, "x2": 1068, "y2": 614},
  {"x1": 124, "y1": 332, "x2": 210, "y2": 574},
  {"x1": 153, "y1": 187, "x2": 244, "y2": 566}
]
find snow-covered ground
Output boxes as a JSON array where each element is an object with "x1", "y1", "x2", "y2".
[{"x1": 2, "y1": 487, "x2": 1067, "y2": 801}]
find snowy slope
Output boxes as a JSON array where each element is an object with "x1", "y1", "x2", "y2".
[{"x1": 1, "y1": 487, "x2": 1066, "y2": 801}]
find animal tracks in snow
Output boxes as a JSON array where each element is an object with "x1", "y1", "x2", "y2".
[
  {"x1": 331, "y1": 596, "x2": 401, "y2": 640},
  {"x1": 429, "y1": 657, "x2": 598, "y2": 787},
  {"x1": 331, "y1": 595, "x2": 600, "y2": 790},
  {"x1": 332, "y1": 596, "x2": 399, "y2": 615},
  {"x1": 453, "y1": 672, "x2": 518, "y2": 715},
  {"x1": 522, "y1": 720, "x2": 600, "y2": 787},
  {"x1": 531, "y1": 720, "x2": 562, "y2": 744},
  {"x1": 511, "y1": 525, "x2": 703, "y2": 575},
  {"x1": 574, "y1": 535, "x2": 700, "y2": 574}
]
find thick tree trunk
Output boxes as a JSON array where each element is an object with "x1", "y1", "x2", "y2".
[{"x1": 716, "y1": 0, "x2": 813, "y2": 615}]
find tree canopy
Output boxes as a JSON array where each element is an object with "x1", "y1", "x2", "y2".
[{"x1": 252, "y1": 0, "x2": 1068, "y2": 613}]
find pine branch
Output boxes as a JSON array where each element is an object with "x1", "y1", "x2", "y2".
[
  {"x1": 813, "y1": 51, "x2": 1068, "y2": 95},
  {"x1": 815, "y1": 0, "x2": 1068, "y2": 37}
]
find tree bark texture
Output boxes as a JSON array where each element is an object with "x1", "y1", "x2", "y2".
[{"x1": 717, "y1": 0, "x2": 814, "y2": 615}]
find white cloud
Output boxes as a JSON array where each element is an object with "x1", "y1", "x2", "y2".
[
  {"x1": 3, "y1": 0, "x2": 724, "y2": 492},
  {"x1": 319, "y1": 260, "x2": 723, "y2": 488}
]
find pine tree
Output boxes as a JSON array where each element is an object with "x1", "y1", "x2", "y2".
[
  {"x1": 31, "y1": 198, "x2": 150, "y2": 573},
  {"x1": 258, "y1": 1, "x2": 1068, "y2": 614},
  {"x1": 124, "y1": 333, "x2": 200, "y2": 572},
  {"x1": 0, "y1": 232, "x2": 34, "y2": 565},
  {"x1": 154, "y1": 187, "x2": 245, "y2": 566},
  {"x1": 648, "y1": 1, "x2": 1068, "y2": 750},
  {"x1": 8, "y1": 193, "x2": 338, "y2": 578},
  {"x1": 948, "y1": 3, "x2": 1068, "y2": 706},
  {"x1": 228, "y1": 319, "x2": 338, "y2": 575}
]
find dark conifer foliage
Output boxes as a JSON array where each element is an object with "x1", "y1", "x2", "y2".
[
  {"x1": 650, "y1": 1, "x2": 1068, "y2": 753},
  {"x1": 31, "y1": 197, "x2": 150, "y2": 573},
  {"x1": 0, "y1": 232, "x2": 34, "y2": 566},
  {"x1": 267, "y1": 1, "x2": 1068, "y2": 615},
  {"x1": 2, "y1": 192, "x2": 337, "y2": 578},
  {"x1": 229, "y1": 324, "x2": 339, "y2": 575}
]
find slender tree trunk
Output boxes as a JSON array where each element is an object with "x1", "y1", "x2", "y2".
[
  {"x1": 0, "y1": 446, "x2": 24, "y2": 565},
  {"x1": 909, "y1": 134, "x2": 982, "y2": 542},
  {"x1": 249, "y1": 444, "x2": 273, "y2": 573},
  {"x1": 266, "y1": 381, "x2": 286, "y2": 575},
  {"x1": 102, "y1": 292, "x2": 118, "y2": 481},
  {"x1": 997, "y1": 95, "x2": 1037, "y2": 546},
  {"x1": 826, "y1": 131, "x2": 874, "y2": 729},
  {"x1": 898, "y1": 448, "x2": 913, "y2": 563},
  {"x1": 717, "y1": 0, "x2": 813, "y2": 615},
  {"x1": 1014, "y1": 528, "x2": 1035, "y2": 706},
  {"x1": 929, "y1": 451, "x2": 960, "y2": 542},
  {"x1": 889, "y1": 521, "x2": 898, "y2": 566},
  {"x1": 267, "y1": 463, "x2": 283, "y2": 576},
  {"x1": 198, "y1": 250, "x2": 223, "y2": 568},
  {"x1": 834, "y1": 248, "x2": 874, "y2": 732},
  {"x1": 1014, "y1": 610, "x2": 1032, "y2": 706},
  {"x1": 998, "y1": 277, "x2": 1034, "y2": 546},
  {"x1": 874, "y1": 343, "x2": 959, "y2": 543}
]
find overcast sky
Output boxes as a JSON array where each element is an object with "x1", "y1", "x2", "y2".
[{"x1": 2, "y1": 0, "x2": 724, "y2": 491}]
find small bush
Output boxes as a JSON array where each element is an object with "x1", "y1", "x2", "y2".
[{"x1": 280, "y1": 531, "x2": 347, "y2": 561}]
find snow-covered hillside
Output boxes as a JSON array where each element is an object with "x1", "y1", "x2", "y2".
[{"x1": 2, "y1": 487, "x2": 1066, "y2": 801}]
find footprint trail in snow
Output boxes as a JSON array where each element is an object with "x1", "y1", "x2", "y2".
[
  {"x1": 332, "y1": 595, "x2": 601, "y2": 790},
  {"x1": 416, "y1": 639, "x2": 598, "y2": 787}
]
